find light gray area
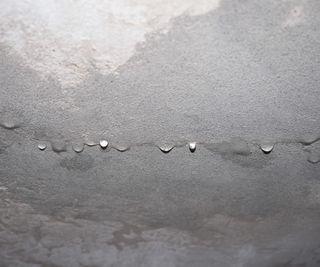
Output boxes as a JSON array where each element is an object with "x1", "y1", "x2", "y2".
[{"x1": 1, "y1": 0, "x2": 320, "y2": 266}]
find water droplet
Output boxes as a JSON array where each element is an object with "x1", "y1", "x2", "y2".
[
  {"x1": 307, "y1": 152, "x2": 320, "y2": 164},
  {"x1": 299, "y1": 134, "x2": 319, "y2": 145},
  {"x1": 114, "y1": 145, "x2": 130, "y2": 152},
  {"x1": 51, "y1": 141, "x2": 67, "y2": 153},
  {"x1": 99, "y1": 140, "x2": 108, "y2": 149},
  {"x1": 159, "y1": 144, "x2": 174, "y2": 153},
  {"x1": 189, "y1": 142, "x2": 196, "y2": 153},
  {"x1": 85, "y1": 140, "x2": 97, "y2": 147},
  {"x1": 0, "y1": 121, "x2": 19, "y2": 130},
  {"x1": 260, "y1": 143, "x2": 274, "y2": 154},
  {"x1": 38, "y1": 143, "x2": 47, "y2": 151},
  {"x1": 72, "y1": 143, "x2": 84, "y2": 153}
]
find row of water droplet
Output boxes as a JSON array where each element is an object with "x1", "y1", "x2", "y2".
[
  {"x1": 34, "y1": 137, "x2": 320, "y2": 164},
  {"x1": 38, "y1": 140, "x2": 198, "y2": 153},
  {"x1": 0, "y1": 120, "x2": 319, "y2": 164}
]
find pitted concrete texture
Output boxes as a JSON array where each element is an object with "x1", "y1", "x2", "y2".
[{"x1": 0, "y1": 0, "x2": 320, "y2": 266}]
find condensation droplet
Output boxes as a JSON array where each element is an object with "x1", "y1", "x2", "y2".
[
  {"x1": 114, "y1": 145, "x2": 130, "y2": 152},
  {"x1": 72, "y1": 143, "x2": 84, "y2": 153},
  {"x1": 0, "y1": 121, "x2": 19, "y2": 130},
  {"x1": 204, "y1": 139, "x2": 251, "y2": 156},
  {"x1": 38, "y1": 143, "x2": 47, "y2": 151},
  {"x1": 85, "y1": 140, "x2": 97, "y2": 147},
  {"x1": 299, "y1": 134, "x2": 319, "y2": 145},
  {"x1": 307, "y1": 152, "x2": 320, "y2": 164},
  {"x1": 260, "y1": 143, "x2": 274, "y2": 154},
  {"x1": 189, "y1": 142, "x2": 196, "y2": 153},
  {"x1": 159, "y1": 144, "x2": 174, "y2": 153},
  {"x1": 99, "y1": 140, "x2": 108, "y2": 149}
]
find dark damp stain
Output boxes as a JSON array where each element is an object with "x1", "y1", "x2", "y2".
[
  {"x1": 204, "y1": 137, "x2": 251, "y2": 157},
  {"x1": 204, "y1": 138, "x2": 273, "y2": 168},
  {"x1": 51, "y1": 140, "x2": 68, "y2": 153},
  {"x1": 60, "y1": 154, "x2": 94, "y2": 171}
]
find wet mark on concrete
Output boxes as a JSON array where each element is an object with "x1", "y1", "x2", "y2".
[
  {"x1": 203, "y1": 137, "x2": 274, "y2": 168},
  {"x1": 60, "y1": 154, "x2": 94, "y2": 172}
]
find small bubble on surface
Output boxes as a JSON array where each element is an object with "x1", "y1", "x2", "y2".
[
  {"x1": 100, "y1": 140, "x2": 109, "y2": 149},
  {"x1": 189, "y1": 142, "x2": 196, "y2": 153}
]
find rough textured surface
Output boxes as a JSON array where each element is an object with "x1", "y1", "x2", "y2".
[{"x1": 0, "y1": 0, "x2": 320, "y2": 266}]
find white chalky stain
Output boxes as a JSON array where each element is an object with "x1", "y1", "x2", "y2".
[{"x1": 0, "y1": 0, "x2": 220, "y2": 87}]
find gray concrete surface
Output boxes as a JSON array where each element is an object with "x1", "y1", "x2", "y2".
[{"x1": 0, "y1": 0, "x2": 320, "y2": 266}]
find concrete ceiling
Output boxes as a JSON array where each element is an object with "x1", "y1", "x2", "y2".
[{"x1": 0, "y1": 0, "x2": 320, "y2": 266}]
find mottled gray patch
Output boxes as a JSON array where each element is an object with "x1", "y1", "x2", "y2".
[
  {"x1": 203, "y1": 138, "x2": 274, "y2": 168},
  {"x1": 60, "y1": 153, "x2": 94, "y2": 171},
  {"x1": 108, "y1": 223, "x2": 145, "y2": 250}
]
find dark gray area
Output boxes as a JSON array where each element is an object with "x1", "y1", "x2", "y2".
[{"x1": 1, "y1": 0, "x2": 320, "y2": 266}]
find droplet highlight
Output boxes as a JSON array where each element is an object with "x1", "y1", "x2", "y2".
[
  {"x1": 189, "y1": 142, "x2": 196, "y2": 153},
  {"x1": 99, "y1": 140, "x2": 109, "y2": 149},
  {"x1": 260, "y1": 143, "x2": 274, "y2": 154},
  {"x1": 72, "y1": 143, "x2": 84, "y2": 153},
  {"x1": 38, "y1": 143, "x2": 47, "y2": 151},
  {"x1": 159, "y1": 144, "x2": 174, "y2": 153}
]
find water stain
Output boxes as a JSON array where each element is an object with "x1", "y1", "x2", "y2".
[
  {"x1": 205, "y1": 138, "x2": 251, "y2": 156},
  {"x1": 203, "y1": 138, "x2": 273, "y2": 168},
  {"x1": 51, "y1": 140, "x2": 67, "y2": 153},
  {"x1": 0, "y1": 0, "x2": 221, "y2": 87},
  {"x1": 60, "y1": 154, "x2": 94, "y2": 171}
]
